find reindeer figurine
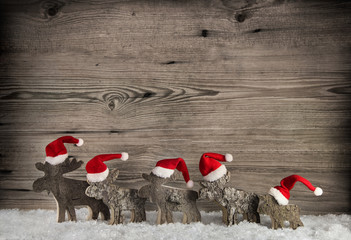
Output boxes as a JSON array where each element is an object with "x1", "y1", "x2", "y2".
[
  {"x1": 84, "y1": 153, "x2": 146, "y2": 225},
  {"x1": 32, "y1": 136, "x2": 110, "y2": 222},
  {"x1": 198, "y1": 153, "x2": 260, "y2": 226},
  {"x1": 33, "y1": 157, "x2": 110, "y2": 222},
  {"x1": 258, "y1": 175, "x2": 323, "y2": 230},
  {"x1": 138, "y1": 158, "x2": 201, "y2": 224}
]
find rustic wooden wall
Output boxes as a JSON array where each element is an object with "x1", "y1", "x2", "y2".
[{"x1": 0, "y1": 0, "x2": 350, "y2": 214}]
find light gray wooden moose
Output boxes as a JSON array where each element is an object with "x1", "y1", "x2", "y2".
[
  {"x1": 85, "y1": 168, "x2": 147, "y2": 225},
  {"x1": 32, "y1": 157, "x2": 110, "y2": 222},
  {"x1": 199, "y1": 171, "x2": 260, "y2": 226},
  {"x1": 258, "y1": 194, "x2": 303, "y2": 230},
  {"x1": 138, "y1": 172, "x2": 201, "y2": 224}
]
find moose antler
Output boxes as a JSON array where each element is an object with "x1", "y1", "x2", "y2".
[{"x1": 60, "y1": 157, "x2": 84, "y2": 174}]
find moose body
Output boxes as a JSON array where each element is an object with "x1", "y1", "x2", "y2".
[
  {"x1": 199, "y1": 172, "x2": 260, "y2": 226},
  {"x1": 138, "y1": 173, "x2": 201, "y2": 224},
  {"x1": 258, "y1": 194, "x2": 303, "y2": 230},
  {"x1": 85, "y1": 169, "x2": 147, "y2": 225},
  {"x1": 32, "y1": 157, "x2": 110, "y2": 222}
]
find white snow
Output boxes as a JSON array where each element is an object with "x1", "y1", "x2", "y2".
[{"x1": 0, "y1": 209, "x2": 350, "y2": 240}]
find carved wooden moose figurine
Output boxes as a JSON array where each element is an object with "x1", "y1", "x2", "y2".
[
  {"x1": 86, "y1": 168, "x2": 147, "y2": 225},
  {"x1": 258, "y1": 194, "x2": 303, "y2": 229},
  {"x1": 259, "y1": 175, "x2": 323, "y2": 230},
  {"x1": 33, "y1": 157, "x2": 110, "y2": 222},
  {"x1": 33, "y1": 136, "x2": 110, "y2": 223},
  {"x1": 198, "y1": 153, "x2": 260, "y2": 226},
  {"x1": 84, "y1": 153, "x2": 147, "y2": 225},
  {"x1": 138, "y1": 158, "x2": 201, "y2": 224}
]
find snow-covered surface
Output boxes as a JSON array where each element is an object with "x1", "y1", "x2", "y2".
[{"x1": 0, "y1": 209, "x2": 350, "y2": 240}]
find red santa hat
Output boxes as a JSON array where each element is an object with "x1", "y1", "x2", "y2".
[
  {"x1": 151, "y1": 158, "x2": 194, "y2": 188},
  {"x1": 199, "y1": 152, "x2": 233, "y2": 182},
  {"x1": 269, "y1": 175, "x2": 323, "y2": 205},
  {"x1": 45, "y1": 136, "x2": 84, "y2": 165},
  {"x1": 85, "y1": 153, "x2": 129, "y2": 182}
]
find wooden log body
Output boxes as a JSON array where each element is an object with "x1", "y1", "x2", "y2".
[
  {"x1": 138, "y1": 173, "x2": 201, "y2": 224},
  {"x1": 258, "y1": 194, "x2": 304, "y2": 230},
  {"x1": 32, "y1": 157, "x2": 110, "y2": 223},
  {"x1": 199, "y1": 172, "x2": 260, "y2": 225},
  {"x1": 85, "y1": 169, "x2": 146, "y2": 225}
]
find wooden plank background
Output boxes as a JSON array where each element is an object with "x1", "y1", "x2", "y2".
[{"x1": 0, "y1": 0, "x2": 350, "y2": 214}]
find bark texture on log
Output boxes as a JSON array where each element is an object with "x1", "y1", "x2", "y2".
[
  {"x1": 199, "y1": 172, "x2": 260, "y2": 225},
  {"x1": 139, "y1": 173, "x2": 201, "y2": 224},
  {"x1": 32, "y1": 157, "x2": 110, "y2": 222},
  {"x1": 258, "y1": 194, "x2": 304, "y2": 230},
  {"x1": 85, "y1": 169, "x2": 146, "y2": 225}
]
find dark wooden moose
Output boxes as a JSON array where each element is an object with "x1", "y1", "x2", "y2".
[
  {"x1": 138, "y1": 158, "x2": 201, "y2": 224},
  {"x1": 198, "y1": 152, "x2": 260, "y2": 226},
  {"x1": 86, "y1": 168, "x2": 147, "y2": 225},
  {"x1": 33, "y1": 157, "x2": 110, "y2": 222},
  {"x1": 258, "y1": 174, "x2": 323, "y2": 230}
]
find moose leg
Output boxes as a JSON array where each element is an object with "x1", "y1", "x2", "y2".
[
  {"x1": 165, "y1": 209, "x2": 173, "y2": 223},
  {"x1": 56, "y1": 202, "x2": 66, "y2": 223},
  {"x1": 156, "y1": 206, "x2": 164, "y2": 225},
  {"x1": 87, "y1": 206, "x2": 93, "y2": 220},
  {"x1": 220, "y1": 206, "x2": 228, "y2": 225},
  {"x1": 88, "y1": 205, "x2": 99, "y2": 220},
  {"x1": 109, "y1": 208, "x2": 116, "y2": 225},
  {"x1": 115, "y1": 208, "x2": 124, "y2": 224},
  {"x1": 156, "y1": 205, "x2": 169, "y2": 224},
  {"x1": 182, "y1": 213, "x2": 188, "y2": 224},
  {"x1": 66, "y1": 205, "x2": 77, "y2": 221},
  {"x1": 271, "y1": 217, "x2": 277, "y2": 230},
  {"x1": 254, "y1": 212, "x2": 260, "y2": 223},
  {"x1": 242, "y1": 212, "x2": 248, "y2": 222},
  {"x1": 133, "y1": 207, "x2": 146, "y2": 223},
  {"x1": 99, "y1": 203, "x2": 110, "y2": 221},
  {"x1": 226, "y1": 207, "x2": 235, "y2": 226}
]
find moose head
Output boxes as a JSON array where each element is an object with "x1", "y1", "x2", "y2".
[
  {"x1": 85, "y1": 168, "x2": 120, "y2": 203},
  {"x1": 33, "y1": 157, "x2": 83, "y2": 193}
]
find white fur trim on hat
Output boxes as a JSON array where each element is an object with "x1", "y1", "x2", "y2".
[
  {"x1": 121, "y1": 152, "x2": 129, "y2": 161},
  {"x1": 45, "y1": 153, "x2": 68, "y2": 165},
  {"x1": 314, "y1": 187, "x2": 323, "y2": 196},
  {"x1": 268, "y1": 187, "x2": 289, "y2": 206},
  {"x1": 186, "y1": 180, "x2": 194, "y2": 188},
  {"x1": 87, "y1": 168, "x2": 109, "y2": 183},
  {"x1": 152, "y1": 166, "x2": 174, "y2": 178},
  {"x1": 76, "y1": 138, "x2": 84, "y2": 147},
  {"x1": 203, "y1": 164, "x2": 227, "y2": 182},
  {"x1": 225, "y1": 153, "x2": 233, "y2": 162}
]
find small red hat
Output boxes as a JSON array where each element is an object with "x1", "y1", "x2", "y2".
[
  {"x1": 269, "y1": 175, "x2": 323, "y2": 205},
  {"x1": 199, "y1": 152, "x2": 233, "y2": 182},
  {"x1": 151, "y1": 158, "x2": 194, "y2": 188},
  {"x1": 85, "y1": 153, "x2": 129, "y2": 182},
  {"x1": 45, "y1": 136, "x2": 84, "y2": 165}
]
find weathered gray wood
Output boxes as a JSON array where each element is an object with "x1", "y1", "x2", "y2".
[
  {"x1": 0, "y1": 0, "x2": 350, "y2": 214},
  {"x1": 199, "y1": 172, "x2": 260, "y2": 225},
  {"x1": 85, "y1": 168, "x2": 146, "y2": 225},
  {"x1": 139, "y1": 173, "x2": 201, "y2": 224},
  {"x1": 258, "y1": 194, "x2": 304, "y2": 230},
  {"x1": 32, "y1": 157, "x2": 110, "y2": 222}
]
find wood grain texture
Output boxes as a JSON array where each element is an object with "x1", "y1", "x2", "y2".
[{"x1": 0, "y1": 0, "x2": 350, "y2": 214}]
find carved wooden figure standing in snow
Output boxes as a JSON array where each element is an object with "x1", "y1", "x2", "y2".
[
  {"x1": 198, "y1": 152, "x2": 260, "y2": 226},
  {"x1": 259, "y1": 175, "x2": 323, "y2": 230},
  {"x1": 33, "y1": 158, "x2": 110, "y2": 222},
  {"x1": 86, "y1": 168, "x2": 146, "y2": 225},
  {"x1": 32, "y1": 136, "x2": 110, "y2": 223},
  {"x1": 84, "y1": 153, "x2": 146, "y2": 225},
  {"x1": 138, "y1": 158, "x2": 201, "y2": 224},
  {"x1": 258, "y1": 194, "x2": 303, "y2": 229}
]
